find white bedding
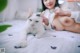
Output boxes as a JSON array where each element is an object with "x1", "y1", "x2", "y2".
[{"x1": 0, "y1": 20, "x2": 80, "y2": 53}]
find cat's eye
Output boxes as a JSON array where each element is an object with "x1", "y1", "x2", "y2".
[
  {"x1": 44, "y1": 0, "x2": 47, "y2": 2},
  {"x1": 29, "y1": 19, "x2": 32, "y2": 21},
  {"x1": 36, "y1": 14, "x2": 40, "y2": 17},
  {"x1": 35, "y1": 21, "x2": 39, "y2": 23}
]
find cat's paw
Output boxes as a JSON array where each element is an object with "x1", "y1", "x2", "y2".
[
  {"x1": 14, "y1": 41, "x2": 27, "y2": 48},
  {"x1": 35, "y1": 35, "x2": 42, "y2": 39}
]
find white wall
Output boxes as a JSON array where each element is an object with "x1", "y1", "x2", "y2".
[
  {"x1": 2, "y1": 0, "x2": 18, "y2": 21},
  {"x1": 18, "y1": 0, "x2": 39, "y2": 12},
  {"x1": 1, "y1": 0, "x2": 41, "y2": 21}
]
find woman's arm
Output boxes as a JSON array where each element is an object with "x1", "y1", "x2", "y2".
[
  {"x1": 59, "y1": 11, "x2": 71, "y2": 17},
  {"x1": 54, "y1": 8, "x2": 71, "y2": 17},
  {"x1": 71, "y1": 11, "x2": 80, "y2": 23}
]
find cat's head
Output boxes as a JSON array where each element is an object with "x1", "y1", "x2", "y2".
[{"x1": 28, "y1": 13, "x2": 43, "y2": 26}]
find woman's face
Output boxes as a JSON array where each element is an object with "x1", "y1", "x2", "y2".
[{"x1": 43, "y1": 0, "x2": 56, "y2": 9}]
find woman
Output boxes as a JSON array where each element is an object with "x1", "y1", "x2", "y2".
[{"x1": 41, "y1": 0, "x2": 80, "y2": 33}]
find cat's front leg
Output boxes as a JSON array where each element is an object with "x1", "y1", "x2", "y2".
[
  {"x1": 14, "y1": 32, "x2": 27, "y2": 48},
  {"x1": 35, "y1": 29, "x2": 45, "y2": 38},
  {"x1": 14, "y1": 40, "x2": 27, "y2": 48}
]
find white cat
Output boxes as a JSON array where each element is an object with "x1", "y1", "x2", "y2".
[{"x1": 15, "y1": 13, "x2": 45, "y2": 48}]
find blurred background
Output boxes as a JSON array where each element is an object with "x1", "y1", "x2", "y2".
[{"x1": 0, "y1": 0, "x2": 80, "y2": 22}]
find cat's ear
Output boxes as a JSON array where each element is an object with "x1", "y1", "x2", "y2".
[
  {"x1": 27, "y1": 9, "x2": 33, "y2": 19},
  {"x1": 40, "y1": 11, "x2": 45, "y2": 17}
]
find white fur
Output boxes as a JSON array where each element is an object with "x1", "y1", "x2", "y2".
[{"x1": 15, "y1": 13, "x2": 45, "y2": 48}]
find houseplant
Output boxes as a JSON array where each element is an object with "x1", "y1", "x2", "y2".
[{"x1": 0, "y1": 0, "x2": 12, "y2": 33}]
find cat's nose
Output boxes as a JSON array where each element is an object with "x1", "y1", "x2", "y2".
[{"x1": 31, "y1": 24, "x2": 35, "y2": 26}]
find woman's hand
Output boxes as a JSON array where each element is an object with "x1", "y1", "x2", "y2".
[
  {"x1": 42, "y1": 16, "x2": 49, "y2": 26},
  {"x1": 54, "y1": 7, "x2": 61, "y2": 15},
  {"x1": 41, "y1": 13, "x2": 49, "y2": 26}
]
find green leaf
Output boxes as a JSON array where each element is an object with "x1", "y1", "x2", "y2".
[
  {"x1": 0, "y1": 25, "x2": 11, "y2": 32},
  {"x1": 0, "y1": 0, "x2": 8, "y2": 12}
]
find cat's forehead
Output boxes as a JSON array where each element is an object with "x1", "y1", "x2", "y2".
[
  {"x1": 32, "y1": 13, "x2": 40, "y2": 17},
  {"x1": 30, "y1": 13, "x2": 41, "y2": 19}
]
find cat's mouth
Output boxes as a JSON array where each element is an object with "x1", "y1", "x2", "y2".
[{"x1": 31, "y1": 24, "x2": 35, "y2": 26}]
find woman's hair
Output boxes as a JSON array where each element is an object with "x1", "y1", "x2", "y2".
[{"x1": 41, "y1": 0, "x2": 60, "y2": 11}]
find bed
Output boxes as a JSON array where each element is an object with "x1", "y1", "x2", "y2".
[{"x1": 0, "y1": 20, "x2": 80, "y2": 53}]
